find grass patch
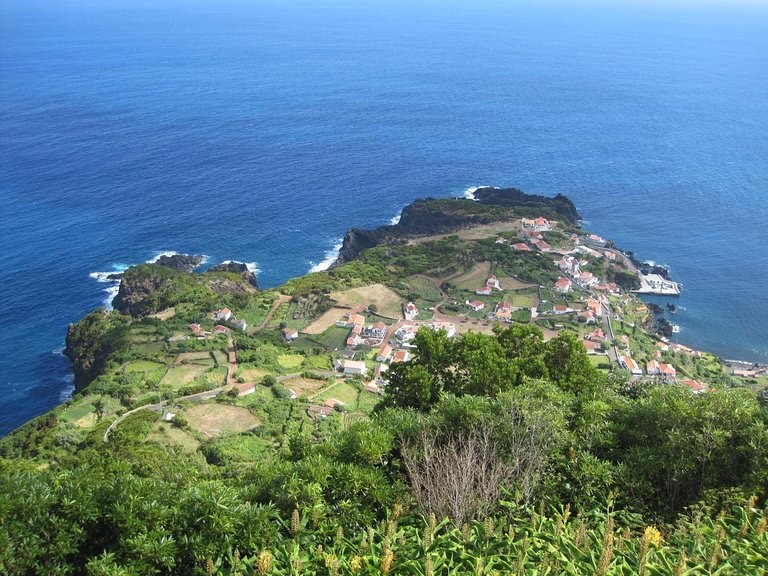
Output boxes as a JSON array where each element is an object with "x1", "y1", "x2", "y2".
[
  {"x1": 315, "y1": 381, "x2": 363, "y2": 407},
  {"x1": 589, "y1": 355, "x2": 612, "y2": 370},
  {"x1": 277, "y1": 353, "x2": 304, "y2": 371},
  {"x1": 451, "y1": 262, "x2": 492, "y2": 291},
  {"x1": 329, "y1": 284, "x2": 404, "y2": 319},
  {"x1": 161, "y1": 364, "x2": 212, "y2": 389},
  {"x1": 122, "y1": 360, "x2": 166, "y2": 373},
  {"x1": 284, "y1": 376, "x2": 332, "y2": 398},
  {"x1": 308, "y1": 324, "x2": 351, "y2": 351},
  {"x1": 203, "y1": 434, "x2": 273, "y2": 463},
  {"x1": 237, "y1": 291, "x2": 279, "y2": 329},
  {"x1": 147, "y1": 422, "x2": 200, "y2": 451},
  {"x1": 506, "y1": 291, "x2": 535, "y2": 308},
  {"x1": 400, "y1": 275, "x2": 442, "y2": 303}
]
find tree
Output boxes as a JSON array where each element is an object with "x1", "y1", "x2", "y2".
[{"x1": 543, "y1": 331, "x2": 599, "y2": 394}]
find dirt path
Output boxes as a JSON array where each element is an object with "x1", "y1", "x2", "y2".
[{"x1": 253, "y1": 293, "x2": 292, "y2": 332}]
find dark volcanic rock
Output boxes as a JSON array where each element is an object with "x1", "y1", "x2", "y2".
[
  {"x1": 207, "y1": 261, "x2": 260, "y2": 289},
  {"x1": 112, "y1": 265, "x2": 176, "y2": 317},
  {"x1": 473, "y1": 186, "x2": 580, "y2": 223},
  {"x1": 154, "y1": 254, "x2": 205, "y2": 272}
]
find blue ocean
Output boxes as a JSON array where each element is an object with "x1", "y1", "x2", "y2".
[{"x1": 1, "y1": 0, "x2": 767, "y2": 436}]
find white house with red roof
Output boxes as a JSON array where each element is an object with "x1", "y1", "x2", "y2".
[
  {"x1": 586, "y1": 328, "x2": 606, "y2": 342},
  {"x1": 522, "y1": 217, "x2": 551, "y2": 232},
  {"x1": 578, "y1": 271, "x2": 599, "y2": 288},
  {"x1": 531, "y1": 239, "x2": 552, "y2": 252},
  {"x1": 552, "y1": 304, "x2": 573, "y2": 315},
  {"x1": 213, "y1": 308, "x2": 232, "y2": 321},
  {"x1": 428, "y1": 321, "x2": 456, "y2": 338},
  {"x1": 586, "y1": 297, "x2": 603, "y2": 314},
  {"x1": 283, "y1": 327, "x2": 299, "y2": 341},
  {"x1": 392, "y1": 349, "x2": 411, "y2": 363},
  {"x1": 475, "y1": 286, "x2": 493, "y2": 296},
  {"x1": 494, "y1": 301, "x2": 513, "y2": 320},
  {"x1": 512, "y1": 242, "x2": 532, "y2": 252},
  {"x1": 395, "y1": 324, "x2": 419, "y2": 343},
  {"x1": 466, "y1": 300, "x2": 485, "y2": 312},
  {"x1": 680, "y1": 379, "x2": 707, "y2": 394},
  {"x1": 403, "y1": 302, "x2": 418, "y2": 320},
  {"x1": 376, "y1": 344, "x2": 393, "y2": 363},
  {"x1": 620, "y1": 356, "x2": 643, "y2": 376},
  {"x1": 335, "y1": 359, "x2": 367, "y2": 376},
  {"x1": 554, "y1": 277, "x2": 572, "y2": 293}
]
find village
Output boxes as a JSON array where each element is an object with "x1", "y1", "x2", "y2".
[{"x1": 51, "y1": 205, "x2": 768, "y2": 467}]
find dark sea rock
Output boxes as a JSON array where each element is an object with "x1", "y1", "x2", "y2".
[
  {"x1": 207, "y1": 261, "x2": 261, "y2": 289},
  {"x1": 153, "y1": 253, "x2": 205, "y2": 272}
]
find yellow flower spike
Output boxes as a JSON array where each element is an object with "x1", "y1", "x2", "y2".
[
  {"x1": 349, "y1": 555, "x2": 364, "y2": 573},
  {"x1": 380, "y1": 548, "x2": 395, "y2": 574},
  {"x1": 642, "y1": 526, "x2": 663, "y2": 548},
  {"x1": 256, "y1": 550, "x2": 273, "y2": 575}
]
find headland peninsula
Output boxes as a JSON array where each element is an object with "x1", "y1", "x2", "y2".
[{"x1": 1, "y1": 187, "x2": 767, "y2": 574}]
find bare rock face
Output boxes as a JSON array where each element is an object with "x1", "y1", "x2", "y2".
[
  {"x1": 207, "y1": 261, "x2": 260, "y2": 290},
  {"x1": 153, "y1": 253, "x2": 205, "y2": 272},
  {"x1": 112, "y1": 265, "x2": 177, "y2": 317}
]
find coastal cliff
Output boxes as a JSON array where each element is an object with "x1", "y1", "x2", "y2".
[
  {"x1": 64, "y1": 310, "x2": 130, "y2": 392},
  {"x1": 113, "y1": 261, "x2": 260, "y2": 318},
  {"x1": 332, "y1": 189, "x2": 580, "y2": 267}
]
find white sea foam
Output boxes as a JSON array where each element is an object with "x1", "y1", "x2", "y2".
[
  {"x1": 58, "y1": 373, "x2": 75, "y2": 403},
  {"x1": 102, "y1": 284, "x2": 120, "y2": 309},
  {"x1": 220, "y1": 260, "x2": 261, "y2": 274},
  {"x1": 462, "y1": 185, "x2": 497, "y2": 200},
  {"x1": 309, "y1": 240, "x2": 343, "y2": 273},
  {"x1": 146, "y1": 250, "x2": 178, "y2": 263},
  {"x1": 389, "y1": 211, "x2": 402, "y2": 225}
]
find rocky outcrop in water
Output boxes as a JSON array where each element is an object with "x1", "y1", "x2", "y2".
[{"x1": 153, "y1": 254, "x2": 205, "y2": 272}]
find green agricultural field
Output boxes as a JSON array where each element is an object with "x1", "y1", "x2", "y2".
[
  {"x1": 146, "y1": 421, "x2": 200, "y2": 451},
  {"x1": 301, "y1": 353, "x2": 332, "y2": 371},
  {"x1": 277, "y1": 353, "x2": 304, "y2": 371},
  {"x1": 161, "y1": 364, "x2": 213, "y2": 389},
  {"x1": 236, "y1": 291, "x2": 278, "y2": 328},
  {"x1": 401, "y1": 275, "x2": 443, "y2": 303},
  {"x1": 506, "y1": 291, "x2": 535, "y2": 308},
  {"x1": 201, "y1": 433, "x2": 274, "y2": 464},
  {"x1": 122, "y1": 359, "x2": 166, "y2": 372},
  {"x1": 315, "y1": 380, "x2": 379, "y2": 413},
  {"x1": 589, "y1": 355, "x2": 612, "y2": 370},
  {"x1": 308, "y1": 324, "x2": 350, "y2": 350}
]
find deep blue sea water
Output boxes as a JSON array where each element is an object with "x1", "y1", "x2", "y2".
[{"x1": 2, "y1": 0, "x2": 767, "y2": 436}]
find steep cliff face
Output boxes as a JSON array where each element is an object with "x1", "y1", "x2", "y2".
[
  {"x1": 64, "y1": 310, "x2": 129, "y2": 391},
  {"x1": 206, "y1": 261, "x2": 261, "y2": 290},
  {"x1": 112, "y1": 264, "x2": 178, "y2": 317}
]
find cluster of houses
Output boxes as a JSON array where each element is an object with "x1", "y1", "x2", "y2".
[
  {"x1": 334, "y1": 309, "x2": 389, "y2": 348},
  {"x1": 173, "y1": 307, "x2": 248, "y2": 342},
  {"x1": 554, "y1": 255, "x2": 618, "y2": 295},
  {"x1": 619, "y1": 342, "x2": 708, "y2": 393},
  {"x1": 210, "y1": 308, "x2": 247, "y2": 332}
]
